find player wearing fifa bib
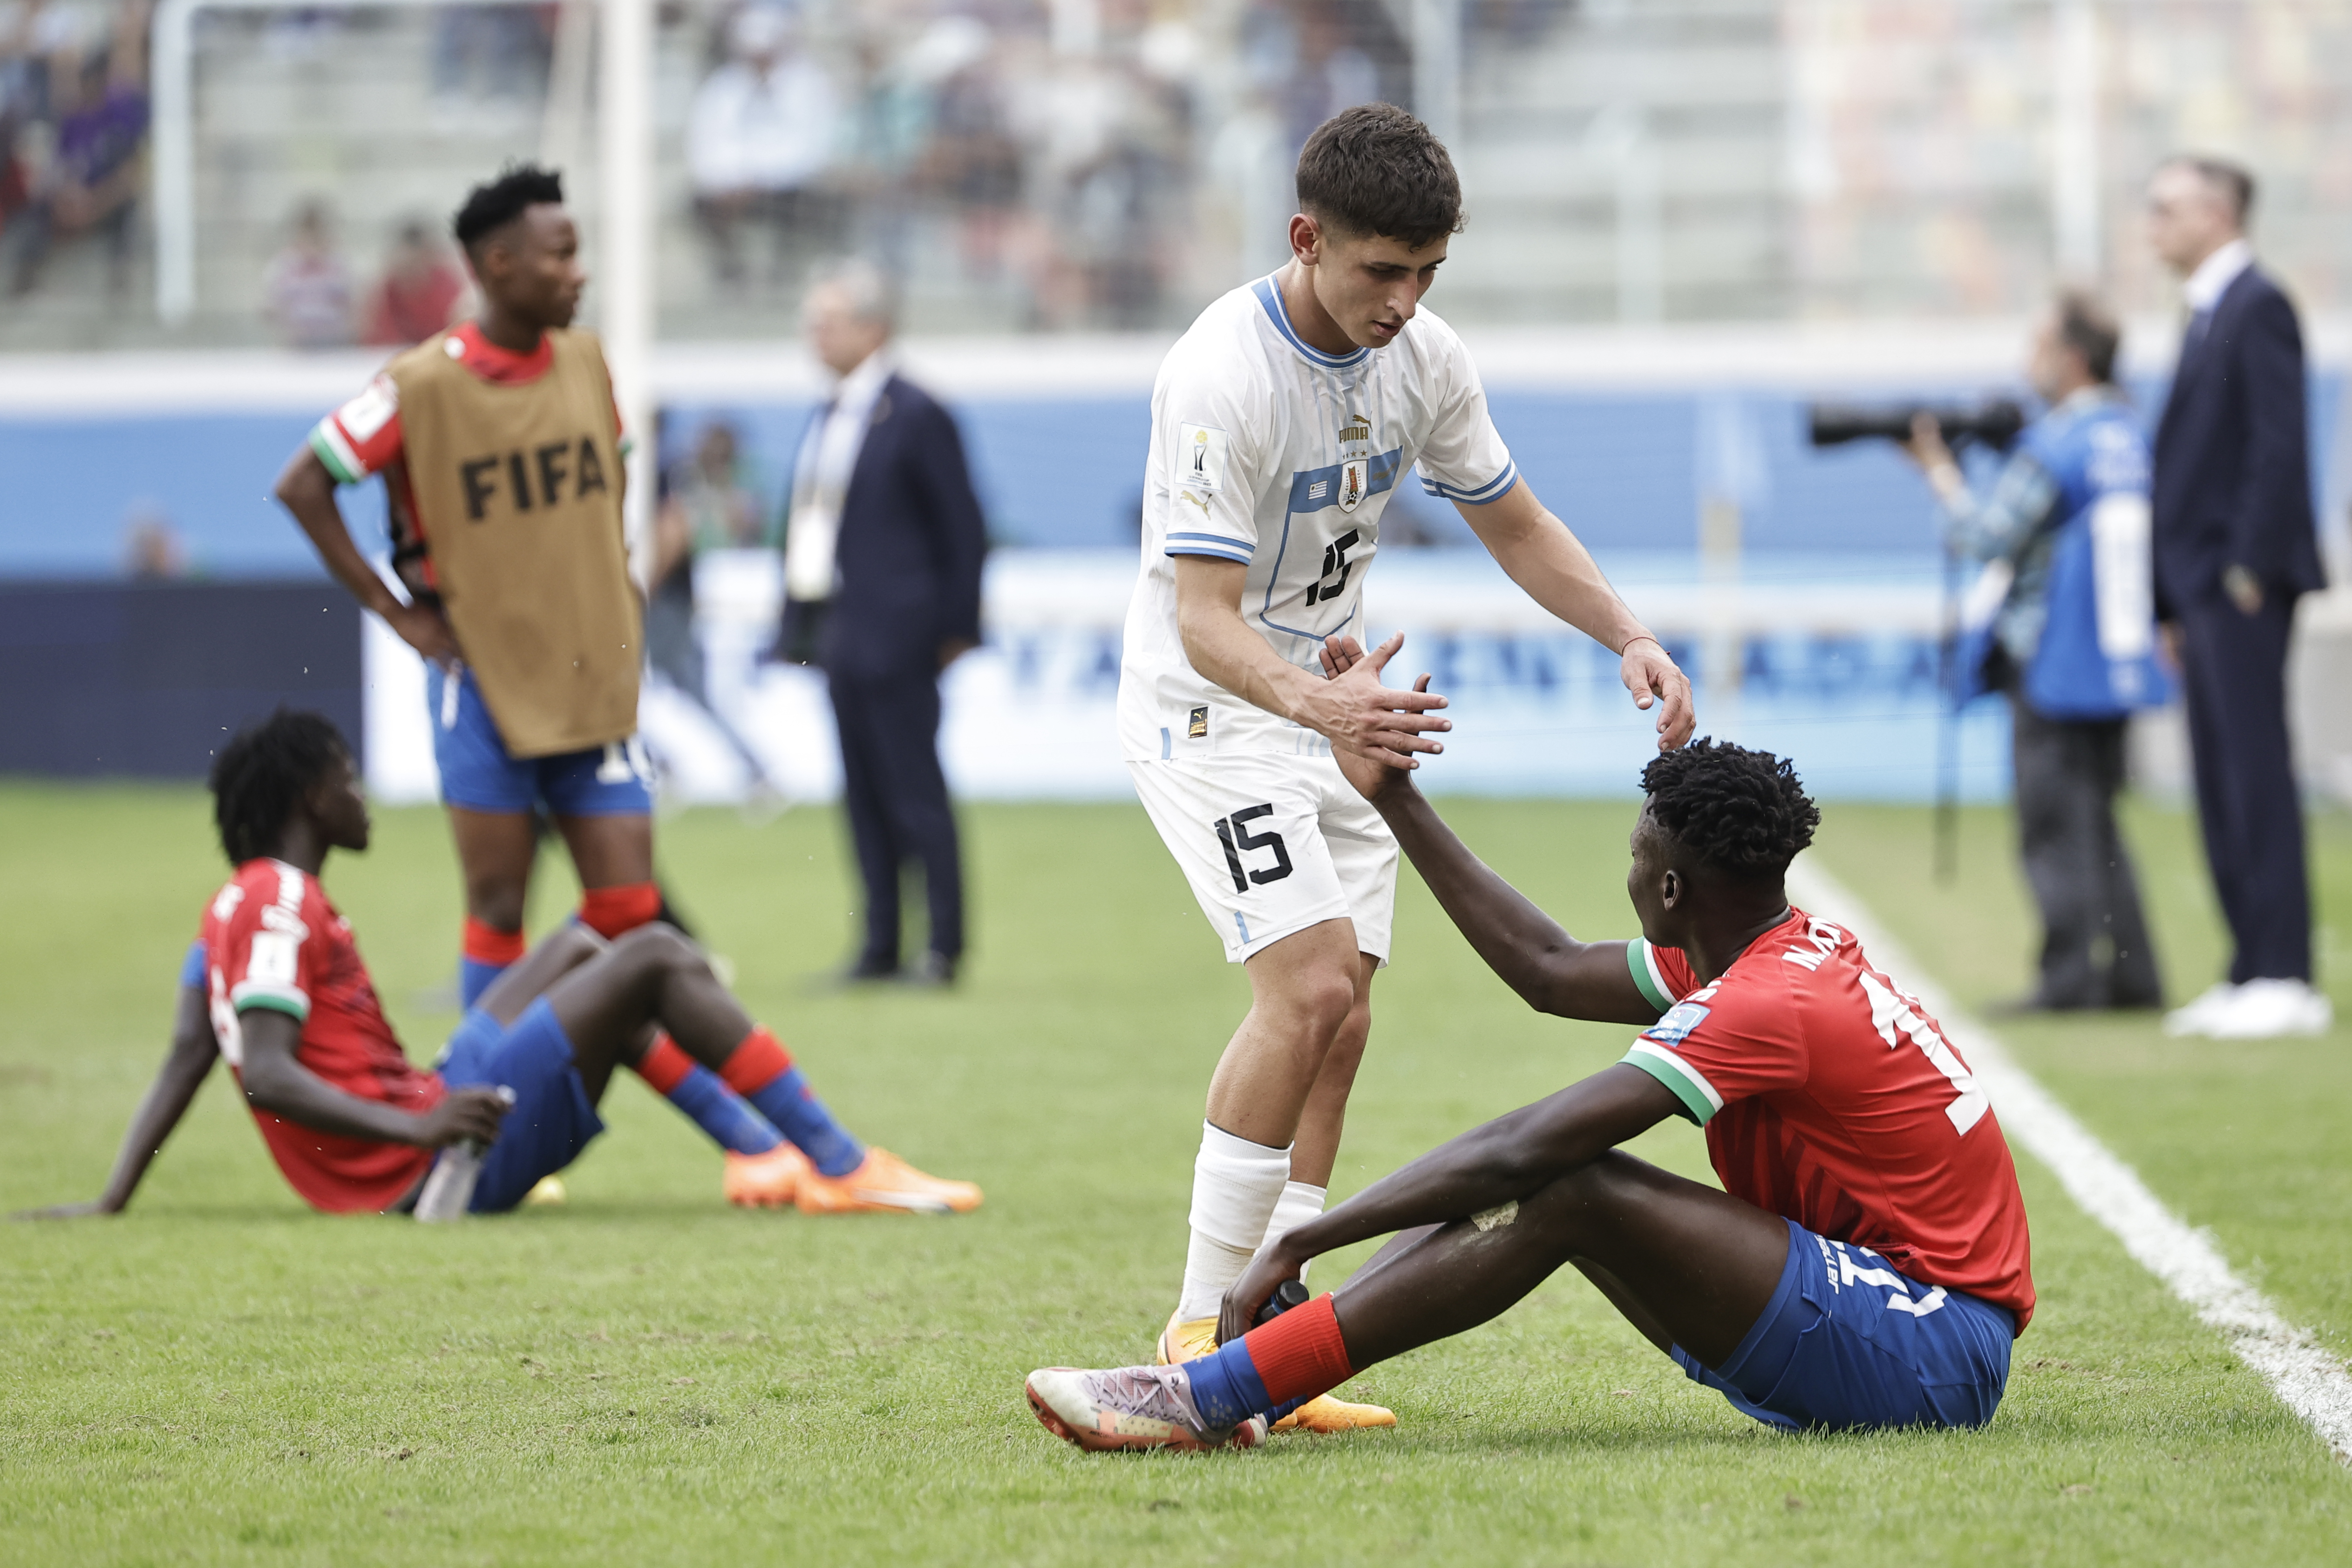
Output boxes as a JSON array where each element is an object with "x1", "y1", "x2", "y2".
[
  {"x1": 272, "y1": 169, "x2": 813, "y2": 1210},
  {"x1": 1027, "y1": 742, "x2": 2033, "y2": 1452},
  {"x1": 1121, "y1": 105, "x2": 1693, "y2": 1433}
]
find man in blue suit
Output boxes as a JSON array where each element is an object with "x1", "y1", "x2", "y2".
[
  {"x1": 782, "y1": 262, "x2": 987, "y2": 986},
  {"x1": 2146, "y1": 156, "x2": 2331, "y2": 1039}
]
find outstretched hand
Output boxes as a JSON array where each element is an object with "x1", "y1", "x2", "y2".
[
  {"x1": 1306, "y1": 631, "x2": 1448, "y2": 782},
  {"x1": 1317, "y1": 634, "x2": 1434, "y2": 802},
  {"x1": 1621, "y1": 636, "x2": 1695, "y2": 751}
]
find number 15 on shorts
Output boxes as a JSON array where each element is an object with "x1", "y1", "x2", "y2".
[{"x1": 1215, "y1": 805, "x2": 1293, "y2": 894}]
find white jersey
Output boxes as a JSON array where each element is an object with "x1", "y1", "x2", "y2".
[{"x1": 1117, "y1": 275, "x2": 1516, "y2": 761}]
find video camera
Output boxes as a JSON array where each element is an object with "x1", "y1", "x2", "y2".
[{"x1": 1806, "y1": 400, "x2": 2026, "y2": 450}]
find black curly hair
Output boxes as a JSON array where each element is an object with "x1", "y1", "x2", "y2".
[
  {"x1": 209, "y1": 710, "x2": 351, "y2": 865},
  {"x1": 1638, "y1": 739, "x2": 1819, "y2": 884},
  {"x1": 453, "y1": 163, "x2": 564, "y2": 258}
]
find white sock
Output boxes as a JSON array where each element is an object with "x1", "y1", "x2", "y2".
[
  {"x1": 1262, "y1": 1179, "x2": 1328, "y2": 1286},
  {"x1": 1176, "y1": 1122, "x2": 1291, "y2": 1321}
]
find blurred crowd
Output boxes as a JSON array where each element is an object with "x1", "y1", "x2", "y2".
[
  {"x1": 262, "y1": 202, "x2": 470, "y2": 349},
  {"x1": 0, "y1": 0, "x2": 149, "y2": 299},
  {"x1": 678, "y1": 0, "x2": 1412, "y2": 329}
]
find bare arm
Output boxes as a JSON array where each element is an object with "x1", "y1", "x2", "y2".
[
  {"x1": 1219, "y1": 1064, "x2": 1680, "y2": 1340},
  {"x1": 12, "y1": 984, "x2": 219, "y2": 1218},
  {"x1": 1359, "y1": 767, "x2": 1662, "y2": 1025},
  {"x1": 1173, "y1": 554, "x2": 1451, "y2": 769},
  {"x1": 237, "y1": 1010, "x2": 505, "y2": 1148},
  {"x1": 1456, "y1": 480, "x2": 1695, "y2": 750},
  {"x1": 272, "y1": 445, "x2": 461, "y2": 665}
]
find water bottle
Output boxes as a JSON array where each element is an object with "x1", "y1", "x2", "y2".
[
  {"x1": 415, "y1": 1085, "x2": 515, "y2": 1222},
  {"x1": 1253, "y1": 1277, "x2": 1311, "y2": 1327}
]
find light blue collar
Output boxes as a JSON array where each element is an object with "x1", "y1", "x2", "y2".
[{"x1": 1252, "y1": 274, "x2": 1371, "y2": 370}]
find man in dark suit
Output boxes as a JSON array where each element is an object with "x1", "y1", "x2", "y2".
[
  {"x1": 2146, "y1": 156, "x2": 2331, "y2": 1039},
  {"x1": 781, "y1": 262, "x2": 986, "y2": 985}
]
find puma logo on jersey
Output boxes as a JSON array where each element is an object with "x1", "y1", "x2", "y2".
[
  {"x1": 1338, "y1": 418, "x2": 1371, "y2": 446},
  {"x1": 457, "y1": 436, "x2": 612, "y2": 521}
]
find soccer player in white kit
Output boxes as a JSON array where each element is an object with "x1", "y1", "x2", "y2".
[{"x1": 1121, "y1": 105, "x2": 1695, "y2": 1432}]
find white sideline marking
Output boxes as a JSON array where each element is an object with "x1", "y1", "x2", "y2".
[{"x1": 1788, "y1": 859, "x2": 2352, "y2": 1465}]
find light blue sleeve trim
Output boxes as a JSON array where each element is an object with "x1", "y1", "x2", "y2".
[
  {"x1": 1166, "y1": 538, "x2": 1253, "y2": 564},
  {"x1": 1422, "y1": 460, "x2": 1520, "y2": 506},
  {"x1": 1166, "y1": 531, "x2": 1253, "y2": 557}
]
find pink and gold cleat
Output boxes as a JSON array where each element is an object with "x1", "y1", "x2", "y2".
[{"x1": 1025, "y1": 1365, "x2": 1266, "y2": 1453}]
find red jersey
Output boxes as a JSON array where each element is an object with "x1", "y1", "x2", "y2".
[
  {"x1": 1621, "y1": 908, "x2": 2034, "y2": 1329},
  {"x1": 304, "y1": 320, "x2": 626, "y2": 600},
  {"x1": 201, "y1": 859, "x2": 444, "y2": 1213}
]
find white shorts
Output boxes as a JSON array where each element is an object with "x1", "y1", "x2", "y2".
[{"x1": 1128, "y1": 751, "x2": 1399, "y2": 965}]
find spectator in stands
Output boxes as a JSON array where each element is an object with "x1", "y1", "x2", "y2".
[
  {"x1": 5, "y1": 6, "x2": 146, "y2": 299},
  {"x1": 650, "y1": 416, "x2": 781, "y2": 794},
  {"x1": 364, "y1": 217, "x2": 467, "y2": 345},
  {"x1": 687, "y1": 3, "x2": 841, "y2": 292},
  {"x1": 430, "y1": 6, "x2": 551, "y2": 123},
  {"x1": 263, "y1": 199, "x2": 354, "y2": 349},
  {"x1": 913, "y1": 20, "x2": 1022, "y2": 286},
  {"x1": 122, "y1": 504, "x2": 186, "y2": 579}
]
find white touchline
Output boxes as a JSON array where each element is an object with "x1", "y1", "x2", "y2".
[{"x1": 1788, "y1": 858, "x2": 2352, "y2": 1466}]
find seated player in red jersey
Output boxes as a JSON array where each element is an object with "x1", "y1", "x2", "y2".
[
  {"x1": 20, "y1": 711, "x2": 979, "y2": 1221},
  {"x1": 1026, "y1": 715, "x2": 2032, "y2": 1451}
]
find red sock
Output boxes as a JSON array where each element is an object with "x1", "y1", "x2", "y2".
[
  {"x1": 635, "y1": 1033, "x2": 694, "y2": 1095},
  {"x1": 1244, "y1": 1293, "x2": 1357, "y2": 1406},
  {"x1": 579, "y1": 882, "x2": 661, "y2": 939},
  {"x1": 462, "y1": 917, "x2": 526, "y2": 967},
  {"x1": 717, "y1": 1027, "x2": 795, "y2": 1097}
]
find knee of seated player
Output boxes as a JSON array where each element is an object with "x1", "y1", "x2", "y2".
[
  {"x1": 543, "y1": 922, "x2": 608, "y2": 969},
  {"x1": 1513, "y1": 1151, "x2": 1652, "y2": 1249},
  {"x1": 607, "y1": 923, "x2": 707, "y2": 984}
]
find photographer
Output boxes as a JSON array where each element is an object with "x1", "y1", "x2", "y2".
[{"x1": 1904, "y1": 294, "x2": 2168, "y2": 1013}]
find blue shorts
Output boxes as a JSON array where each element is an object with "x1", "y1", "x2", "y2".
[
  {"x1": 1671, "y1": 1217, "x2": 2016, "y2": 1432},
  {"x1": 426, "y1": 663, "x2": 652, "y2": 818},
  {"x1": 434, "y1": 998, "x2": 606, "y2": 1213}
]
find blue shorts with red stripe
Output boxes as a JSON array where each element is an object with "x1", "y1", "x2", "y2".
[{"x1": 1671, "y1": 1217, "x2": 2016, "y2": 1432}]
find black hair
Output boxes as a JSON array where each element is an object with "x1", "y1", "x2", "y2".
[
  {"x1": 1638, "y1": 739, "x2": 1820, "y2": 884},
  {"x1": 1296, "y1": 103, "x2": 1462, "y2": 251},
  {"x1": 453, "y1": 163, "x2": 565, "y2": 257},
  {"x1": 209, "y1": 709, "x2": 351, "y2": 865},
  {"x1": 2167, "y1": 154, "x2": 2256, "y2": 225},
  {"x1": 2055, "y1": 289, "x2": 2121, "y2": 384}
]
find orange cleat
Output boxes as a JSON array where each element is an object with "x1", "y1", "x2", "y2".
[
  {"x1": 793, "y1": 1148, "x2": 982, "y2": 1215},
  {"x1": 723, "y1": 1144, "x2": 813, "y2": 1208}
]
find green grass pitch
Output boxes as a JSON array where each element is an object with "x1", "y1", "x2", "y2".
[{"x1": 2, "y1": 785, "x2": 2349, "y2": 1564}]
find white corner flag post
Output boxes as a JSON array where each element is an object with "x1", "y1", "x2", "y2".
[{"x1": 600, "y1": 0, "x2": 656, "y2": 573}]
